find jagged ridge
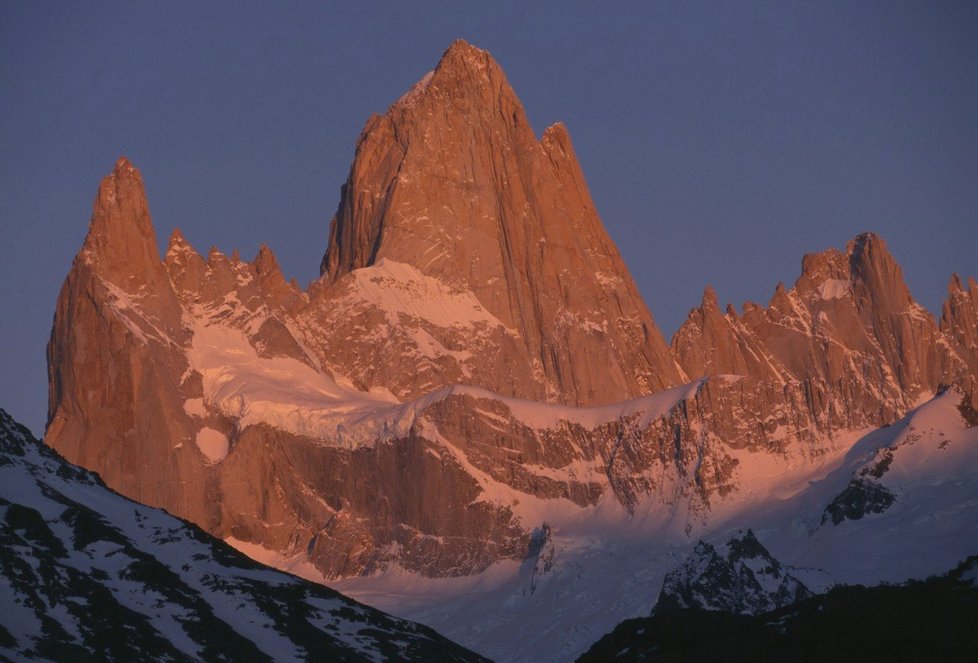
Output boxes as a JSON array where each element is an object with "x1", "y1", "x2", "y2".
[
  {"x1": 655, "y1": 529, "x2": 815, "y2": 615},
  {"x1": 0, "y1": 408, "x2": 486, "y2": 662}
]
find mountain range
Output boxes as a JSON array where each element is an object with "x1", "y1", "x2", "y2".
[{"x1": 16, "y1": 40, "x2": 978, "y2": 660}]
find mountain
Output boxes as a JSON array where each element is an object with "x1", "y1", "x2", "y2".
[
  {"x1": 654, "y1": 529, "x2": 817, "y2": 615},
  {"x1": 42, "y1": 39, "x2": 978, "y2": 660},
  {"x1": 319, "y1": 39, "x2": 685, "y2": 406},
  {"x1": 672, "y1": 232, "x2": 973, "y2": 433},
  {"x1": 0, "y1": 407, "x2": 486, "y2": 662},
  {"x1": 577, "y1": 556, "x2": 978, "y2": 663}
]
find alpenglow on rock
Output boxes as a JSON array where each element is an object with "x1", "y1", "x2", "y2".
[
  {"x1": 672, "y1": 232, "x2": 977, "y2": 433},
  {"x1": 44, "y1": 39, "x2": 978, "y2": 595},
  {"x1": 319, "y1": 40, "x2": 685, "y2": 406}
]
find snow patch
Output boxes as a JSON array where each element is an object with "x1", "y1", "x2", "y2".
[
  {"x1": 484, "y1": 380, "x2": 702, "y2": 431},
  {"x1": 818, "y1": 278, "x2": 849, "y2": 300},
  {"x1": 395, "y1": 70, "x2": 434, "y2": 108},
  {"x1": 187, "y1": 323, "x2": 410, "y2": 445},
  {"x1": 595, "y1": 271, "x2": 624, "y2": 289},
  {"x1": 343, "y1": 259, "x2": 507, "y2": 331},
  {"x1": 195, "y1": 427, "x2": 228, "y2": 463},
  {"x1": 183, "y1": 398, "x2": 205, "y2": 417},
  {"x1": 187, "y1": 318, "x2": 705, "y2": 447}
]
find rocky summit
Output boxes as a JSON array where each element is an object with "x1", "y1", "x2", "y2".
[
  {"x1": 41, "y1": 40, "x2": 978, "y2": 661},
  {"x1": 320, "y1": 39, "x2": 684, "y2": 405},
  {"x1": 653, "y1": 529, "x2": 816, "y2": 615}
]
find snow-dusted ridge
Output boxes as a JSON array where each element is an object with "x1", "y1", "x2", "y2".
[{"x1": 0, "y1": 407, "x2": 485, "y2": 662}]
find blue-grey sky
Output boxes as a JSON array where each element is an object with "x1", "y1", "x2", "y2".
[{"x1": 2, "y1": 2, "x2": 976, "y2": 435}]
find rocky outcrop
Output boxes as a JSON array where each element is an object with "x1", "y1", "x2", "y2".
[
  {"x1": 654, "y1": 529, "x2": 814, "y2": 615},
  {"x1": 818, "y1": 383, "x2": 978, "y2": 527},
  {"x1": 525, "y1": 522, "x2": 556, "y2": 594},
  {"x1": 671, "y1": 285, "x2": 785, "y2": 382}
]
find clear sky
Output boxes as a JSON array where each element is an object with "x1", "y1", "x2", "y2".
[{"x1": 2, "y1": 2, "x2": 976, "y2": 435}]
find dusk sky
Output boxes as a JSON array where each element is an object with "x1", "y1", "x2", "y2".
[{"x1": 2, "y1": 2, "x2": 976, "y2": 435}]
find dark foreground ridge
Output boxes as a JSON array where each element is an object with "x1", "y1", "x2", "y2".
[
  {"x1": 0, "y1": 407, "x2": 488, "y2": 662},
  {"x1": 578, "y1": 555, "x2": 978, "y2": 663}
]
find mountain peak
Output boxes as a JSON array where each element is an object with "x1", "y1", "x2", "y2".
[
  {"x1": 846, "y1": 231, "x2": 884, "y2": 256},
  {"x1": 724, "y1": 528, "x2": 769, "y2": 564},
  {"x1": 846, "y1": 231, "x2": 899, "y2": 281},
  {"x1": 799, "y1": 247, "x2": 847, "y2": 280},
  {"x1": 949, "y1": 273, "x2": 964, "y2": 294},
  {"x1": 701, "y1": 285, "x2": 719, "y2": 310},
  {"x1": 168, "y1": 226, "x2": 186, "y2": 244},
  {"x1": 165, "y1": 227, "x2": 193, "y2": 254},
  {"x1": 207, "y1": 246, "x2": 225, "y2": 264},
  {"x1": 541, "y1": 121, "x2": 569, "y2": 145},
  {"x1": 318, "y1": 40, "x2": 683, "y2": 405},
  {"x1": 163, "y1": 227, "x2": 203, "y2": 270},
  {"x1": 847, "y1": 231, "x2": 896, "y2": 276},
  {"x1": 254, "y1": 243, "x2": 280, "y2": 274},
  {"x1": 845, "y1": 232, "x2": 912, "y2": 312},
  {"x1": 254, "y1": 244, "x2": 289, "y2": 288},
  {"x1": 438, "y1": 39, "x2": 491, "y2": 70},
  {"x1": 79, "y1": 157, "x2": 164, "y2": 293},
  {"x1": 89, "y1": 157, "x2": 148, "y2": 231},
  {"x1": 940, "y1": 272, "x2": 978, "y2": 406},
  {"x1": 655, "y1": 530, "x2": 813, "y2": 615},
  {"x1": 428, "y1": 39, "x2": 501, "y2": 94},
  {"x1": 947, "y1": 273, "x2": 975, "y2": 296},
  {"x1": 113, "y1": 154, "x2": 136, "y2": 173},
  {"x1": 388, "y1": 39, "x2": 507, "y2": 116}
]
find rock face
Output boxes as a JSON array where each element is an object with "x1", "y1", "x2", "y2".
[
  {"x1": 0, "y1": 407, "x2": 487, "y2": 662},
  {"x1": 673, "y1": 233, "x2": 970, "y2": 434},
  {"x1": 46, "y1": 158, "x2": 196, "y2": 510},
  {"x1": 45, "y1": 40, "x2": 978, "y2": 588},
  {"x1": 47, "y1": 157, "x2": 531, "y2": 579},
  {"x1": 941, "y1": 274, "x2": 978, "y2": 408},
  {"x1": 319, "y1": 40, "x2": 684, "y2": 405}
]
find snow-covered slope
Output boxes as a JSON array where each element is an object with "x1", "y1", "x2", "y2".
[
  {"x1": 331, "y1": 388, "x2": 978, "y2": 661},
  {"x1": 764, "y1": 385, "x2": 978, "y2": 586},
  {"x1": 0, "y1": 408, "x2": 486, "y2": 662}
]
